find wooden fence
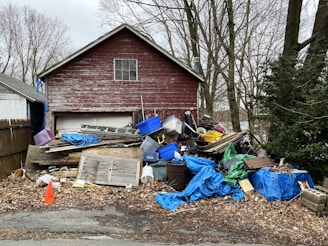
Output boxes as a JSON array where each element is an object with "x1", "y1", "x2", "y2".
[{"x1": 0, "y1": 119, "x2": 32, "y2": 180}]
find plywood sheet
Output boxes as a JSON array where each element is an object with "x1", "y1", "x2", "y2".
[
  {"x1": 243, "y1": 156, "x2": 275, "y2": 170},
  {"x1": 82, "y1": 147, "x2": 143, "y2": 176},
  {"x1": 77, "y1": 154, "x2": 140, "y2": 187}
]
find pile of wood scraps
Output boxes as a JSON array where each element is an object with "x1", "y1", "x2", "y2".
[
  {"x1": 24, "y1": 136, "x2": 144, "y2": 188},
  {"x1": 198, "y1": 131, "x2": 248, "y2": 154}
]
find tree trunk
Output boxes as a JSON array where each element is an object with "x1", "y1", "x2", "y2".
[
  {"x1": 304, "y1": 0, "x2": 328, "y2": 68},
  {"x1": 282, "y1": 0, "x2": 302, "y2": 56},
  {"x1": 226, "y1": 0, "x2": 241, "y2": 132}
]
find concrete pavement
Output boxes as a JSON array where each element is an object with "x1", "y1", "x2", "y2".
[
  {"x1": 1, "y1": 238, "x2": 271, "y2": 246},
  {"x1": 0, "y1": 206, "x2": 271, "y2": 246}
]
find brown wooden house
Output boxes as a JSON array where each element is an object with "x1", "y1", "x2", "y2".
[{"x1": 39, "y1": 24, "x2": 203, "y2": 134}]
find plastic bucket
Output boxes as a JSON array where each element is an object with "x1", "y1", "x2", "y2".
[
  {"x1": 167, "y1": 162, "x2": 187, "y2": 191},
  {"x1": 149, "y1": 160, "x2": 168, "y2": 181},
  {"x1": 141, "y1": 165, "x2": 154, "y2": 184}
]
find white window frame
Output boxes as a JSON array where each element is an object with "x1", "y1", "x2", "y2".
[{"x1": 114, "y1": 58, "x2": 138, "y2": 81}]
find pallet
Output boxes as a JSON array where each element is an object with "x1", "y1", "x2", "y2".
[{"x1": 243, "y1": 156, "x2": 275, "y2": 170}]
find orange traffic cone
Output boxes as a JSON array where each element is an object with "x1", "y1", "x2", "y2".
[{"x1": 44, "y1": 181, "x2": 55, "y2": 205}]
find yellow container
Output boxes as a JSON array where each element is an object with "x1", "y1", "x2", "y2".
[{"x1": 204, "y1": 131, "x2": 223, "y2": 143}]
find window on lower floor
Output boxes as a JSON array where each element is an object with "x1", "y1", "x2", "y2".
[{"x1": 114, "y1": 58, "x2": 137, "y2": 81}]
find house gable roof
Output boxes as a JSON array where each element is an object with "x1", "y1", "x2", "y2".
[
  {"x1": 39, "y1": 24, "x2": 204, "y2": 82},
  {"x1": 0, "y1": 73, "x2": 43, "y2": 103}
]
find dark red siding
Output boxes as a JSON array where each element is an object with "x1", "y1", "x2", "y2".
[{"x1": 44, "y1": 29, "x2": 200, "y2": 126}]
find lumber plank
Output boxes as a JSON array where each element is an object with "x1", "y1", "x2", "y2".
[
  {"x1": 45, "y1": 141, "x2": 112, "y2": 153},
  {"x1": 198, "y1": 132, "x2": 247, "y2": 153}
]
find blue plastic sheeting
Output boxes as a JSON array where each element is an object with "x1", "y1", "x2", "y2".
[
  {"x1": 60, "y1": 133, "x2": 102, "y2": 146},
  {"x1": 249, "y1": 167, "x2": 315, "y2": 202},
  {"x1": 155, "y1": 155, "x2": 244, "y2": 211}
]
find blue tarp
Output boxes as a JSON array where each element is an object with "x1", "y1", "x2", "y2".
[
  {"x1": 249, "y1": 167, "x2": 315, "y2": 202},
  {"x1": 155, "y1": 155, "x2": 244, "y2": 211},
  {"x1": 60, "y1": 133, "x2": 102, "y2": 146}
]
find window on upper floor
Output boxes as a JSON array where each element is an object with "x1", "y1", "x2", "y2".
[{"x1": 114, "y1": 58, "x2": 137, "y2": 81}]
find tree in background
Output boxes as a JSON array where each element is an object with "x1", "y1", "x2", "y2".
[
  {"x1": 259, "y1": 0, "x2": 328, "y2": 182},
  {"x1": 98, "y1": 0, "x2": 285, "y2": 133},
  {"x1": 0, "y1": 2, "x2": 72, "y2": 84}
]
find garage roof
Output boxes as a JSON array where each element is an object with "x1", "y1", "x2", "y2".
[{"x1": 39, "y1": 23, "x2": 204, "y2": 82}]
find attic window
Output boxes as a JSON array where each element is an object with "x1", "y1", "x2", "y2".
[{"x1": 114, "y1": 59, "x2": 137, "y2": 81}]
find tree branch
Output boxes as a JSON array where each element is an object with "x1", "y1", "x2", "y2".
[{"x1": 297, "y1": 33, "x2": 318, "y2": 51}]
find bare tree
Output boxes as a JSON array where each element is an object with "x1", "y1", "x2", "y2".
[
  {"x1": 98, "y1": 0, "x2": 286, "y2": 133},
  {"x1": 0, "y1": 2, "x2": 72, "y2": 85},
  {"x1": 283, "y1": 0, "x2": 328, "y2": 60},
  {"x1": 236, "y1": 1, "x2": 287, "y2": 142}
]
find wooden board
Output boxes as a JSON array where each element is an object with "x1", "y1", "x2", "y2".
[
  {"x1": 239, "y1": 179, "x2": 254, "y2": 193},
  {"x1": 82, "y1": 147, "x2": 143, "y2": 175},
  {"x1": 198, "y1": 131, "x2": 247, "y2": 153},
  {"x1": 243, "y1": 156, "x2": 275, "y2": 170},
  {"x1": 82, "y1": 147, "x2": 142, "y2": 162},
  {"x1": 45, "y1": 140, "x2": 113, "y2": 153},
  {"x1": 77, "y1": 154, "x2": 140, "y2": 187},
  {"x1": 25, "y1": 144, "x2": 73, "y2": 169}
]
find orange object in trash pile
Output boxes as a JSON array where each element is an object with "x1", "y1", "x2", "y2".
[{"x1": 44, "y1": 181, "x2": 55, "y2": 205}]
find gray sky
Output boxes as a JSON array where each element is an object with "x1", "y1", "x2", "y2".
[{"x1": 3, "y1": 0, "x2": 105, "y2": 49}]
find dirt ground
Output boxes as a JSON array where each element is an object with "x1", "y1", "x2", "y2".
[{"x1": 0, "y1": 174, "x2": 327, "y2": 246}]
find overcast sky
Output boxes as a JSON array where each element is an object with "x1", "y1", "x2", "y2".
[{"x1": 3, "y1": 0, "x2": 105, "y2": 50}]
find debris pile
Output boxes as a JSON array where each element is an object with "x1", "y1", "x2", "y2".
[{"x1": 0, "y1": 113, "x2": 327, "y2": 245}]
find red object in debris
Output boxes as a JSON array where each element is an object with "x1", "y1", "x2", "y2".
[
  {"x1": 214, "y1": 124, "x2": 225, "y2": 133},
  {"x1": 44, "y1": 181, "x2": 55, "y2": 205}
]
